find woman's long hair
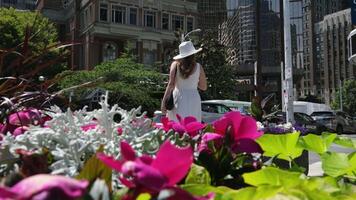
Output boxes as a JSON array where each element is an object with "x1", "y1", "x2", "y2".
[{"x1": 177, "y1": 55, "x2": 196, "y2": 79}]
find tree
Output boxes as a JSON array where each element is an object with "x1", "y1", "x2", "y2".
[
  {"x1": 196, "y1": 31, "x2": 237, "y2": 100},
  {"x1": 0, "y1": 8, "x2": 64, "y2": 78},
  {"x1": 59, "y1": 56, "x2": 165, "y2": 114},
  {"x1": 331, "y1": 79, "x2": 356, "y2": 115}
]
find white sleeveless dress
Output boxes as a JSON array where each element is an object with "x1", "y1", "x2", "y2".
[{"x1": 167, "y1": 63, "x2": 202, "y2": 122}]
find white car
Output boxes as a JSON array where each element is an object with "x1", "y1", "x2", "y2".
[
  {"x1": 152, "y1": 101, "x2": 232, "y2": 124},
  {"x1": 201, "y1": 101, "x2": 231, "y2": 123},
  {"x1": 202, "y1": 100, "x2": 251, "y2": 115}
]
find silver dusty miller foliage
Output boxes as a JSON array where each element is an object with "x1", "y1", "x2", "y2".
[{"x1": 0, "y1": 94, "x2": 190, "y2": 177}]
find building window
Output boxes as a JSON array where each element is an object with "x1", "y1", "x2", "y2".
[
  {"x1": 172, "y1": 15, "x2": 184, "y2": 31},
  {"x1": 143, "y1": 40, "x2": 157, "y2": 65},
  {"x1": 100, "y1": 3, "x2": 108, "y2": 21},
  {"x1": 112, "y1": 5, "x2": 126, "y2": 24},
  {"x1": 129, "y1": 8, "x2": 137, "y2": 25},
  {"x1": 3, "y1": 0, "x2": 17, "y2": 4},
  {"x1": 144, "y1": 10, "x2": 156, "y2": 28},
  {"x1": 103, "y1": 42, "x2": 118, "y2": 62},
  {"x1": 162, "y1": 13, "x2": 169, "y2": 30},
  {"x1": 187, "y1": 17, "x2": 194, "y2": 32}
]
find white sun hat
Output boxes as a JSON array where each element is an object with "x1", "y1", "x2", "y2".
[{"x1": 173, "y1": 41, "x2": 202, "y2": 60}]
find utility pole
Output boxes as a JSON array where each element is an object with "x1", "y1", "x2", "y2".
[
  {"x1": 283, "y1": 0, "x2": 294, "y2": 123},
  {"x1": 339, "y1": 80, "x2": 343, "y2": 111}
]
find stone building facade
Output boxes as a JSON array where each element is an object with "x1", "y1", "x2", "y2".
[
  {"x1": 37, "y1": 0, "x2": 198, "y2": 70},
  {"x1": 0, "y1": 0, "x2": 36, "y2": 10}
]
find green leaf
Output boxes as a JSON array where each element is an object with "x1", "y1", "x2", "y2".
[
  {"x1": 222, "y1": 186, "x2": 282, "y2": 200},
  {"x1": 136, "y1": 193, "x2": 151, "y2": 200},
  {"x1": 321, "y1": 152, "x2": 356, "y2": 177},
  {"x1": 185, "y1": 164, "x2": 211, "y2": 185},
  {"x1": 203, "y1": 124, "x2": 215, "y2": 133},
  {"x1": 242, "y1": 167, "x2": 303, "y2": 188},
  {"x1": 180, "y1": 184, "x2": 232, "y2": 200},
  {"x1": 333, "y1": 135, "x2": 356, "y2": 149},
  {"x1": 76, "y1": 145, "x2": 112, "y2": 190},
  {"x1": 256, "y1": 132, "x2": 303, "y2": 161},
  {"x1": 298, "y1": 133, "x2": 337, "y2": 154}
]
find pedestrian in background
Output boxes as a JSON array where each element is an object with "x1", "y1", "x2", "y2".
[{"x1": 161, "y1": 41, "x2": 207, "y2": 122}]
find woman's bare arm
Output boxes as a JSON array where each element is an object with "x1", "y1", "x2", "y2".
[
  {"x1": 161, "y1": 61, "x2": 178, "y2": 113},
  {"x1": 198, "y1": 64, "x2": 207, "y2": 91}
]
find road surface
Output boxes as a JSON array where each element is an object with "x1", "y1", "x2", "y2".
[{"x1": 308, "y1": 134, "x2": 356, "y2": 176}]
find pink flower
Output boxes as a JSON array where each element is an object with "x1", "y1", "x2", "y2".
[
  {"x1": 153, "y1": 117, "x2": 173, "y2": 132},
  {"x1": 81, "y1": 123, "x2": 97, "y2": 132},
  {"x1": 13, "y1": 126, "x2": 29, "y2": 136},
  {"x1": 8, "y1": 109, "x2": 42, "y2": 127},
  {"x1": 9, "y1": 111, "x2": 31, "y2": 126},
  {"x1": 97, "y1": 141, "x2": 193, "y2": 192},
  {"x1": 211, "y1": 111, "x2": 263, "y2": 153},
  {"x1": 117, "y1": 127, "x2": 123, "y2": 135},
  {"x1": 171, "y1": 115, "x2": 206, "y2": 137},
  {"x1": 0, "y1": 174, "x2": 88, "y2": 200},
  {"x1": 198, "y1": 133, "x2": 224, "y2": 153},
  {"x1": 213, "y1": 111, "x2": 263, "y2": 142}
]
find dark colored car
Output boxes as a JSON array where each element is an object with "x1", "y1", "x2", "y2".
[
  {"x1": 263, "y1": 111, "x2": 329, "y2": 135},
  {"x1": 311, "y1": 111, "x2": 356, "y2": 134}
]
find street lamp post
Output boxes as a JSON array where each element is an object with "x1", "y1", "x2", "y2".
[
  {"x1": 283, "y1": 0, "x2": 295, "y2": 123},
  {"x1": 181, "y1": 29, "x2": 201, "y2": 42}
]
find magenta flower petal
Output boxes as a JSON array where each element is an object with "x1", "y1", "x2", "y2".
[
  {"x1": 198, "y1": 133, "x2": 224, "y2": 153},
  {"x1": 81, "y1": 123, "x2": 97, "y2": 132},
  {"x1": 202, "y1": 133, "x2": 224, "y2": 142},
  {"x1": 120, "y1": 141, "x2": 136, "y2": 161},
  {"x1": 176, "y1": 114, "x2": 183, "y2": 123},
  {"x1": 183, "y1": 116, "x2": 197, "y2": 126},
  {"x1": 235, "y1": 116, "x2": 263, "y2": 140},
  {"x1": 213, "y1": 117, "x2": 229, "y2": 135},
  {"x1": 97, "y1": 153, "x2": 124, "y2": 172},
  {"x1": 13, "y1": 126, "x2": 28, "y2": 136},
  {"x1": 152, "y1": 141, "x2": 193, "y2": 186},
  {"x1": 0, "y1": 174, "x2": 88, "y2": 200},
  {"x1": 9, "y1": 111, "x2": 31, "y2": 126},
  {"x1": 119, "y1": 176, "x2": 136, "y2": 188},
  {"x1": 122, "y1": 161, "x2": 167, "y2": 191},
  {"x1": 117, "y1": 127, "x2": 123, "y2": 135},
  {"x1": 185, "y1": 122, "x2": 206, "y2": 137},
  {"x1": 172, "y1": 123, "x2": 186, "y2": 134},
  {"x1": 232, "y1": 138, "x2": 263, "y2": 154},
  {"x1": 139, "y1": 155, "x2": 154, "y2": 165},
  {"x1": 0, "y1": 188, "x2": 17, "y2": 198}
]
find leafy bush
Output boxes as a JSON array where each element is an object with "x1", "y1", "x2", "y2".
[{"x1": 59, "y1": 57, "x2": 165, "y2": 113}]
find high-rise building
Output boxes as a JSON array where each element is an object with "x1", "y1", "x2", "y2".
[
  {"x1": 196, "y1": 0, "x2": 227, "y2": 35},
  {"x1": 0, "y1": 0, "x2": 36, "y2": 10},
  {"x1": 301, "y1": 0, "x2": 348, "y2": 97},
  {"x1": 36, "y1": 0, "x2": 198, "y2": 70},
  {"x1": 315, "y1": 9, "x2": 355, "y2": 105}
]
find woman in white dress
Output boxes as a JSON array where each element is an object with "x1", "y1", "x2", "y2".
[{"x1": 161, "y1": 41, "x2": 207, "y2": 122}]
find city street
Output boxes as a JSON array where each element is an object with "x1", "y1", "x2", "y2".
[{"x1": 308, "y1": 134, "x2": 356, "y2": 176}]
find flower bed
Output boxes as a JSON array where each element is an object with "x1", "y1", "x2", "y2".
[{"x1": 0, "y1": 96, "x2": 355, "y2": 200}]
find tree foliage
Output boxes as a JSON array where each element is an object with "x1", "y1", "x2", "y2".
[
  {"x1": 0, "y1": 7, "x2": 64, "y2": 78},
  {"x1": 331, "y1": 79, "x2": 356, "y2": 115},
  {"x1": 196, "y1": 31, "x2": 237, "y2": 100},
  {"x1": 59, "y1": 56, "x2": 165, "y2": 114}
]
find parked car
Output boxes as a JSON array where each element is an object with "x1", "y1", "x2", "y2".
[
  {"x1": 153, "y1": 101, "x2": 232, "y2": 124},
  {"x1": 311, "y1": 111, "x2": 356, "y2": 134},
  {"x1": 202, "y1": 100, "x2": 251, "y2": 115},
  {"x1": 201, "y1": 101, "x2": 232, "y2": 123},
  {"x1": 263, "y1": 111, "x2": 329, "y2": 135}
]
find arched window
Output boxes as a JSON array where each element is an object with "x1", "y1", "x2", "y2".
[{"x1": 103, "y1": 42, "x2": 117, "y2": 62}]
